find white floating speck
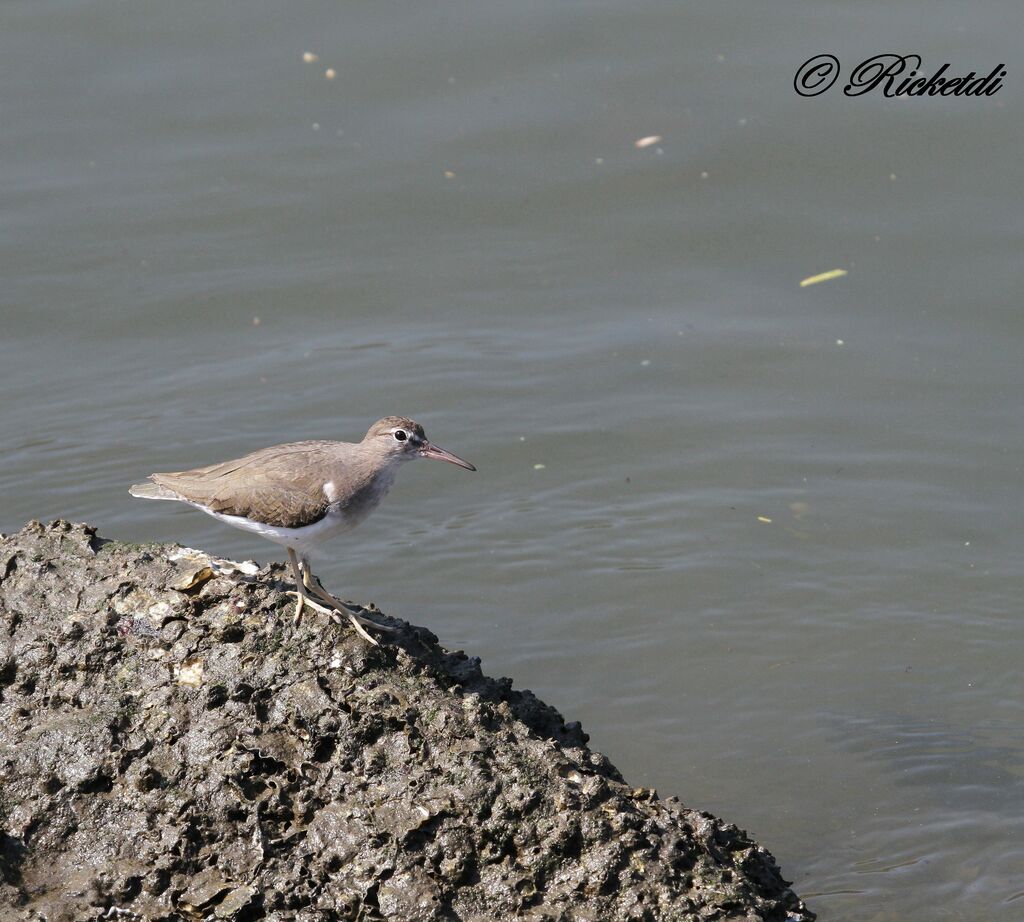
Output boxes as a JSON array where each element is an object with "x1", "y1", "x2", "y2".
[
  {"x1": 325, "y1": 69, "x2": 336, "y2": 80},
  {"x1": 303, "y1": 52, "x2": 319, "y2": 63},
  {"x1": 533, "y1": 463, "x2": 546, "y2": 470},
  {"x1": 634, "y1": 135, "x2": 662, "y2": 149}
]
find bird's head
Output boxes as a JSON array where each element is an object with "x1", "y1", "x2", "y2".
[{"x1": 364, "y1": 416, "x2": 476, "y2": 471}]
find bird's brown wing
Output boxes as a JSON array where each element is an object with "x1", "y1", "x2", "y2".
[{"x1": 151, "y1": 441, "x2": 336, "y2": 528}]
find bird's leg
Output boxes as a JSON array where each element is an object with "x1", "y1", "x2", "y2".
[
  {"x1": 287, "y1": 547, "x2": 312, "y2": 625},
  {"x1": 299, "y1": 557, "x2": 399, "y2": 639},
  {"x1": 299, "y1": 560, "x2": 357, "y2": 612},
  {"x1": 285, "y1": 548, "x2": 352, "y2": 630}
]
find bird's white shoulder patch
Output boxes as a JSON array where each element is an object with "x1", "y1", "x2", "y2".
[{"x1": 323, "y1": 480, "x2": 338, "y2": 503}]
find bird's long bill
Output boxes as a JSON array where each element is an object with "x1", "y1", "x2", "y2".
[{"x1": 421, "y1": 442, "x2": 476, "y2": 471}]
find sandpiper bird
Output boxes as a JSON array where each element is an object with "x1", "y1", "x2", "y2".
[{"x1": 129, "y1": 416, "x2": 475, "y2": 644}]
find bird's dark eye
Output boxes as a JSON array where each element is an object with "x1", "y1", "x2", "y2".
[{"x1": 393, "y1": 430, "x2": 408, "y2": 442}]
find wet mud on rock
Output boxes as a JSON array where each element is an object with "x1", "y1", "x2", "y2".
[{"x1": 0, "y1": 521, "x2": 814, "y2": 921}]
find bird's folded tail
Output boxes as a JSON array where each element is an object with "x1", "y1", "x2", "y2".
[{"x1": 129, "y1": 481, "x2": 183, "y2": 501}]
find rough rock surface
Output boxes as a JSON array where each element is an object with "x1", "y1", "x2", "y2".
[{"x1": 0, "y1": 521, "x2": 814, "y2": 922}]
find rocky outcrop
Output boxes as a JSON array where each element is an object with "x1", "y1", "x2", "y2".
[{"x1": 0, "y1": 521, "x2": 813, "y2": 921}]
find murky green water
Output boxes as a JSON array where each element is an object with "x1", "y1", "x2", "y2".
[{"x1": 3, "y1": 1, "x2": 1023, "y2": 918}]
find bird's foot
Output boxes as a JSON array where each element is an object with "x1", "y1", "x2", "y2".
[
  {"x1": 302, "y1": 574, "x2": 400, "y2": 635},
  {"x1": 287, "y1": 590, "x2": 339, "y2": 625},
  {"x1": 286, "y1": 590, "x2": 393, "y2": 646}
]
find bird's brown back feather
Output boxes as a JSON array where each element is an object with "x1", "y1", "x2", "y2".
[{"x1": 150, "y1": 440, "x2": 340, "y2": 528}]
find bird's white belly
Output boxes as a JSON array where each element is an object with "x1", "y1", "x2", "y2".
[{"x1": 197, "y1": 504, "x2": 353, "y2": 559}]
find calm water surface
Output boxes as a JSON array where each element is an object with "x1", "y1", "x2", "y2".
[{"x1": 3, "y1": 2, "x2": 1023, "y2": 919}]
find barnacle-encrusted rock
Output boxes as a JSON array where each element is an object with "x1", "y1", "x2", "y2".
[{"x1": 0, "y1": 521, "x2": 814, "y2": 921}]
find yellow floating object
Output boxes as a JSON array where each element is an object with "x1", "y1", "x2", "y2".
[{"x1": 800, "y1": 269, "x2": 847, "y2": 287}]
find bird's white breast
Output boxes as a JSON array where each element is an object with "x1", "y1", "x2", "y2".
[
  {"x1": 198, "y1": 504, "x2": 354, "y2": 559},
  {"x1": 180, "y1": 466, "x2": 399, "y2": 560}
]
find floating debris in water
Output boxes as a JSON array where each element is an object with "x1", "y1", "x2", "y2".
[
  {"x1": 757, "y1": 515, "x2": 773, "y2": 524},
  {"x1": 634, "y1": 135, "x2": 662, "y2": 149},
  {"x1": 799, "y1": 268, "x2": 847, "y2": 288},
  {"x1": 302, "y1": 51, "x2": 319, "y2": 63}
]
